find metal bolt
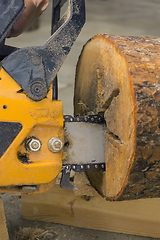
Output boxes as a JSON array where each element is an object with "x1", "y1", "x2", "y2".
[
  {"x1": 26, "y1": 138, "x2": 41, "y2": 152},
  {"x1": 48, "y1": 137, "x2": 63, "y2": 153}
]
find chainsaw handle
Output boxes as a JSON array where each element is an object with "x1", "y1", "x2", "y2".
[{"x1": 2, "y1": 0, "x2": 86, "y2": 101}]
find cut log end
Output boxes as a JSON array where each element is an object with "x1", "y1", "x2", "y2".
[
  {"x1": 74, "y1": 34, "x2": 160, "y2": 201},
  {"x1": 74, "y1": 35, "x2": 136, "y2": 200}
]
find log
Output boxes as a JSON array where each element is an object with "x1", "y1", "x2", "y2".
[
  {"x1": 74, "y1": 34, "x2": 160, "y2": 201},
  {"x1": 0, "y1": 197, "x2": 9, "y2": 240}
]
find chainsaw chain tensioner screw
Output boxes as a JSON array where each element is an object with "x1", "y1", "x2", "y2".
[
  {"x1": 48, "y1": 137, "x2": 63, "y2": 153},
  {"x1": 26, "y1": 138, "x2": 41, "y2": 152}
]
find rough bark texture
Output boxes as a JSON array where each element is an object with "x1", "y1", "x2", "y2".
[{"x1": 74, "y1": 34, "x2": 160, "y2": 201}]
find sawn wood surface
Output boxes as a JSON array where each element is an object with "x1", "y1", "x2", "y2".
[
  {"x1": 22, "y1": 185, "x2": 160, "y2": 239},
  {"x1": 0, "y1": 197, "x2": 9, "y2": 240}
]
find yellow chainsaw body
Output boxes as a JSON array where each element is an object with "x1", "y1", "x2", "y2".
[{"x1": 0, "y1": 68, "x2": 63, "y2": 193}]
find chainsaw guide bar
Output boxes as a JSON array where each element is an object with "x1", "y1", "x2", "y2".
[{"x1": 61, "y1": 115, "x2": 107, "y2": 189}]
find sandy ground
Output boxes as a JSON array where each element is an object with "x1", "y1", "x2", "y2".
[{"x1": 2, "y1": 0, "x2": 160, "y2": 239}]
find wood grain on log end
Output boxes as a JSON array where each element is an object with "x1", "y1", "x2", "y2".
[{"x1": 74, "y1": 34, "x2": 160, "y2": 200}]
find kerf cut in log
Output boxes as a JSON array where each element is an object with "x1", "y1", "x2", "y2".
[{"x1": 74, "y1": 34, "x2": 160, "y2": 201}]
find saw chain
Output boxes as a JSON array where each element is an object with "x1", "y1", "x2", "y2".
[{"x1": 60, "y1": 115, "x2": 106, "y2": 189}]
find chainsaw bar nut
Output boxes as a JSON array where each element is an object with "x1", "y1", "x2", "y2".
[
  {"x1": 26, "y1": 138, "x2": 41, "y2": 152},
  {"x1": 48, "y1": 137, "x2": 63, "y2": 153}
]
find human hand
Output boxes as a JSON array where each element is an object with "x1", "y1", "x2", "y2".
[{"x1": 7, "y1": 0, "x2": 49, "y2": 38}]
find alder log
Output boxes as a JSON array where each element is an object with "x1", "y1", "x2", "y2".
[{"x1": 74, "y1": 34, "x2": 160, "y2": 201}]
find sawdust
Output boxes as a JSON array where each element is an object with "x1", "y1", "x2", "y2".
[
  {"x1": 62, "y1": 128, "x2": 73, "y2": 164},
  {"x1": 14, "y1": 227, "x2": 58, "y2": 240},
  {"x1": 73, "y1": 172, "x2": 95, "y2": 198}
]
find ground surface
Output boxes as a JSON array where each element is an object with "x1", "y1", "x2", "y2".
[{"x1": 3, "y1": 0, "x2": 160, "y2": 239}]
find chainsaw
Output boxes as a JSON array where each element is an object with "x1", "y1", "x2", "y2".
[{"x1": 0, "y1": 0, "x2": 108, "y2": 194}]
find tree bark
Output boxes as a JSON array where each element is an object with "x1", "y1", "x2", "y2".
[{"x1": 74, "y1": 34, "x2": 160, "y2": 201}]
